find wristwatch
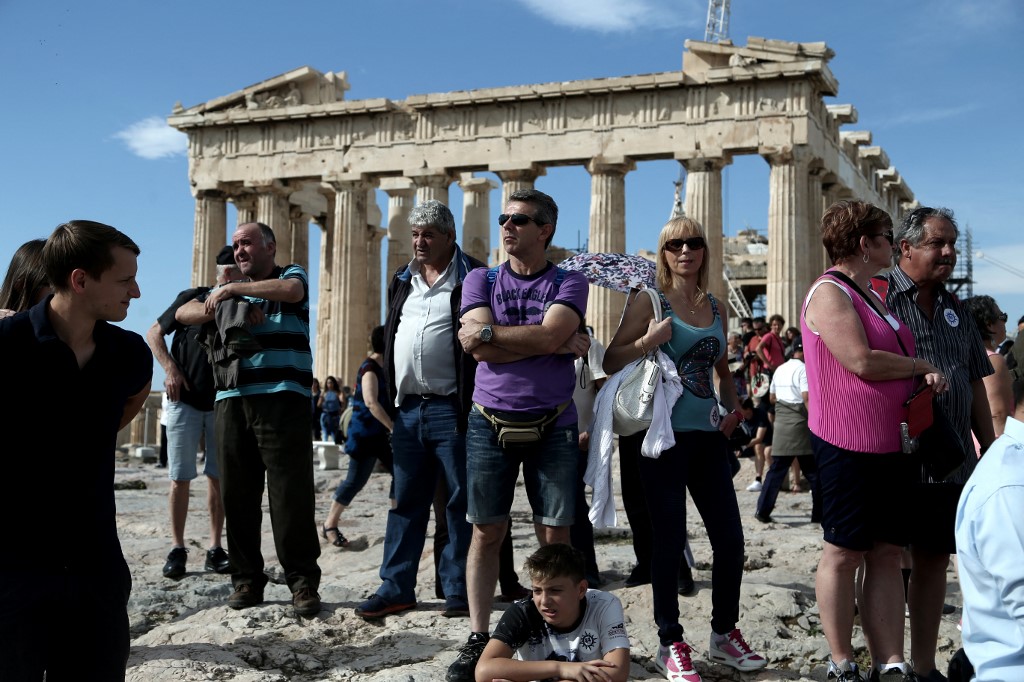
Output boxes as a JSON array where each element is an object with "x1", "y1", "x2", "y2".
[{"x1": 480, "y1": 324, "x2": 493, "y2": 343}]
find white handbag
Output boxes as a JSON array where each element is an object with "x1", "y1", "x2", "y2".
[{"x1": 612, "y1": 288, "x2": 663, "y2": 436}]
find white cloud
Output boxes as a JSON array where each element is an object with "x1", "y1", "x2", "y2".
[
  {"x1": 113, "y1": 116, "x2": 187, "y2": 160},
  {"x1": 872, "y1": 103, "x2": 980, "y2": 129},
  {"x1": 515, "y1": 0, "x2": 700, "y2": 32}
]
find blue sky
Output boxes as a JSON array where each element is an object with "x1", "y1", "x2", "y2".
[{"x1": 3, "y1": 0, "x2": 1022, "y2": 385}]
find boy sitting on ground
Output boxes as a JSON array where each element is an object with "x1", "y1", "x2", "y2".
[{"x1": 475, "y1": 543, "x2": 630, "y2": 682}]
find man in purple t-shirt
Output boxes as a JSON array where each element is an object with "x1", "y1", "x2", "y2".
[{"x1": 446, "y1": 189, "x2": 591, "y2": 682}]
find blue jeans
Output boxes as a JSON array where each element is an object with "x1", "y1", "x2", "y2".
[
  {"x1": 333, "y1": 432, "x2": 393, "y2": 506},
  {"x1": 377, "y1": 395, "x2": 470, "y2": 603},
  {"x1": 466, "y1": 410, "x2": 578, "y2": 526},
  {"x1": 639, "y1": 430, "x2": 744, "y2": 642},
  {"x1": 165, "y1": 400, "x2": 218, "y2": 481}
]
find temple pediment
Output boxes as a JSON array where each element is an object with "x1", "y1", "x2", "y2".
[{"x1": 172, "y1": 66, "x2": 350, "y2": 116}]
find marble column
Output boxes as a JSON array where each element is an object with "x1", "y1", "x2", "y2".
[
  {"x1": 586, "y1": 158, "x2": 634, "y2": 346},
  {"x1": 380, "y1": 177, "x2": 415, "y2": 277},
  {"x1": 230, "y1": 192, "x2": 257, "y2": 225},
  {"x1": 325, "y1": 175, "x2": 373, "y2": 383},
  {"x1": 191, "y1": 189, "x2": 227, "y2": 287},
  {"x1": 765, "y1": 149, "x2": 814, "y2": 326},
  {"x1": 253, "y1": 182, "x2": 292, "y2": 262},
  {"x1": 312, "y1": 196, "x2": 334, "y2": 381},
  {"x1": 494, "y1": 164, "x2": 546, "y2": 264},
  {"x1": 288, "y1": 207, "x2": 310, "y2": 271},
  {"x1": 459, "y1": 174, "x2": 497, "y2": 264},
  {"x1": 681, "y1": 155, "x2": 731, "y2": 309},
  {"x1": 408, "y1": 168, "x2": 451, "y2": 206},
  {"x1": 367, "y1": 226, "x2": 387, "y2": 329}
]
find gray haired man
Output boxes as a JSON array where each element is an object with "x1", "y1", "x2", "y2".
[{"x1": 355, "y1": 200, "x2": 486, "y2": 620}]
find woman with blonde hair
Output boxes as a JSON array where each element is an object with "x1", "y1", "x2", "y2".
[{"x1": 604, "y1": 217, "x2": 765, "y2": 682}]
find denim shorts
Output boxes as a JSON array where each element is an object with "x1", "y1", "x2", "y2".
[
  {"x1": 166, "y1": 400, "x2": 218, "y2": 481},
  {"x1": 466, "y1": 409, "x2": 577, "y2": 526}
]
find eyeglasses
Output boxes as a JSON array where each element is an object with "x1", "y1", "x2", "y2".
[
  {"x1": 664, "y1": 237, "x2": 706, "y2": 253},
  {"x1": 498, "y1": 213, "x2": 540, "y2": 227},
  {"x1": 872, "y1": 231, "x2": 895, "y2": 245},
  {"x1": 997, "y1": 312, "x2": 1008, "y2": 323}
]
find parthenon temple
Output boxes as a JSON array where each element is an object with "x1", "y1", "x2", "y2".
[{"x1": 168, "y1": 36, "x2": 915, "y2": 382}]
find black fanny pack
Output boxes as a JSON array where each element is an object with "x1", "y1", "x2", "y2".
[{"x1": 475, "y1": 402, "x2": 569, "y2": 447}]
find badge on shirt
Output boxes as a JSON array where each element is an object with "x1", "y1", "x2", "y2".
[
  {"x1": 709, "y1": 404, "x2": 721, "y2": 428},
  {"x1": 943, "y1": 308, "x2": 959, "y2": 327}
]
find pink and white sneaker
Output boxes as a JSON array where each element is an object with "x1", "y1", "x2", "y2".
[
  {"x1": 708, "y1": 628, "x2": 767, "y2": 671},
  {"x1": 655, "y1": 640, "x2": 702, "y2": 682}
]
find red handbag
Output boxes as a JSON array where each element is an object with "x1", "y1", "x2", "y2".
[{"x1": 903, "y1": 384, "x2": 934, "y2": 438}]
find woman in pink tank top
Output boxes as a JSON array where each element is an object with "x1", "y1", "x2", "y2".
[{"x1": 802, "y1": 201, "x2": 948, "y2": 681}]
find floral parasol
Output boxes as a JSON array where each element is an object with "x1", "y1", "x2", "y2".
[{"x1": 557, "y1": 252, "x2": 657, "y2": 294}]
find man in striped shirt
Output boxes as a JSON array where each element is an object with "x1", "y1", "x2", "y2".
[
  {"x1": 177, "y1": 222, "x2": 321, "y2": 618},
  {"x1": 883, "y1": 206, "x2": 994, "y2": 682}
]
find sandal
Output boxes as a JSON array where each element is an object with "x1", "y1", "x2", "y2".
[{"x1": 321, "y1": 524, "x2": 349, "y2": 548}]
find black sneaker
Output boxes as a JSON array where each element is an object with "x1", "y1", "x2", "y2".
[
  {"x1": 624, "y1": 564, "x2": 651, "y2": 588},
  {"x1": 227, "y1": 583, "x2": 264, "y2": 610},
  {"x1": 827, "y1": 658, "x2": 866, "y2": 681},
  {"x1": 446, "y1": 632, "x2": 489, "y2": 682},
  {"x1": 205, "y1": 547, "x2": 231, "y2": 573},
  {"x1": 162, "y1": 547, "x2": 187, "y2": 579},
  {"x1": 868, "y1": 664, "x2": 920, "y2": 681}
]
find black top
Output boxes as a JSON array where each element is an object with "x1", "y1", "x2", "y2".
[
  {"x1": 157, "y1": 287, "x2": 215, "y2": 411},
  {"x1": 0, "y1": 297, "x2": 152, "y2": 574}
]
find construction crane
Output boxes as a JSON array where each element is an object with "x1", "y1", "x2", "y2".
[{"x1": 705, "y1": 0, "x2": 731, "y2": 43}]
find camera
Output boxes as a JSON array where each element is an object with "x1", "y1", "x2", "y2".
[{"x1": 900, "y1": 421, "x2": 919, "y2": 454}]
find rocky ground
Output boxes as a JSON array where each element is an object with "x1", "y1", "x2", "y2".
[{"x1": 117, "y1": 451, "x2": 963, "y2": 681}]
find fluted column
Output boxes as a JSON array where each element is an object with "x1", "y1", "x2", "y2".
[
  {"x1": 380, "y1": 177, "x2": 415, "y2": 277},
  {"x1": 586, "y1": 158, "x2": 634, "y2": 345},
  {"x1": 459, "y1": 174, "x2": 497, "y2": 264},
  {"x1": 252, "y1": 181, "x2": 292, "y2": 262},
  {"x1": 313, "y1": 196, "x2": 334, "y2": 380},
  {"x1": 289, "y1": 207, "x2": 310, "y2": 271},
  {"x1": 325, "y1": 175, "x2": 373, "y2": 383},
  {"x1": 192, "y1": 189, "x2": 227, "y2": 287},
  {"x1": 681, "y1": 155, "x2": 731, "y2": 308},
  {"x1": 765, "y1": 149, "x2": 814, "y2": 326},
  {"x1": 230, "y1": 192, "x2": 257, "y2": 225},
  {"x1": 494, "y1": 164, "x2": 546, "y2": 264},
  {"x1": 367, "y1": 226, "x2": 387, "y2": 329},
  {"x1": 408, "y1": 168, "x2": 451, "y2": 206}
]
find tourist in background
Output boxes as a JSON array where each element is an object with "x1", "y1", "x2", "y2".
[
  {"x1": 0, "y1": 238, "x2": 49, "y2": 318},
  {"x1": 604, "y1": 216, "x2": 765, "y2": 682},
  {"x1": 962, "y1": 295, "x2": 1014, "y2": 439},
  {"x1": 310, "y1": 377, "x2": 322, "y2": 441},
  {"x1": 322, "y1": 326, "x2": 393, "y2": 549},
  {"x1": 319, "y1": 375, "x2": 344, "y2": 443},
  {"x1": 803, "y1": 200, "x2": 945, "y2": 682}
]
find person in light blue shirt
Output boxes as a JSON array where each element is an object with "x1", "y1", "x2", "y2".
[{"x1": 955, "y1": 416, "x2": 1024, "y2": 681}]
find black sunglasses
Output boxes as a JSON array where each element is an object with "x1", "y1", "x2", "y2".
[
  {"x1": 996, "y1": 312, "x2": 1008, "y2": 323},
  {"x1": 664, "y1": 237, "x2": 706, "y2": 253},
  {"x1": 872, "y1": 230, "x2": 895, "y2": 245},
  {"x1": 498, "y1": 213, "x2": 540, "y2": 227}
]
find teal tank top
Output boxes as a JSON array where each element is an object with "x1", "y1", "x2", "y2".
[{"x1": 656, "y1": 292, "x2": 726, "y2": 432}]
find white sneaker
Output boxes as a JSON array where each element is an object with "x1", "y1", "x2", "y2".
[
  {"x1": 746, "y1": 480, "x2": 762, "y2": 492},
  {"x1": 655, "y1": 640, "x2": 702, "y2": 682},
  {"x1": 708, "y1": 629, "x2": 767, "y2": 671}
]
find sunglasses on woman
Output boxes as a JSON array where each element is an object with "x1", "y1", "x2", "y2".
[
  {"x1": 497, "y1": 213, "x2": 540, "y2": 227},
  {"x1": 663, "y1": 237, "x2": 706, "y2": 253},
  {"x1": 996, "y1": 312, "x2": 1008, "y2": 323}
]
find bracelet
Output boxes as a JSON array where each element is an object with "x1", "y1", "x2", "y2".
[
  {"x1": 730, "y1": 409, "x2": 745, "y2": 422},
  {"x1": 639, "y1": 336, "x2": 648, "y2": 354}
]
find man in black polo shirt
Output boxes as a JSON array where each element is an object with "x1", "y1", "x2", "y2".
[
  {"x1": 0, "y1": 220, "x2": 152, "y2": 680},
  {"x1": 884, "y1": 206, "x2": 994, "y2": 682},
  {"x1": 147, "y1": 245, "x2": 241, "y2": 580}
]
